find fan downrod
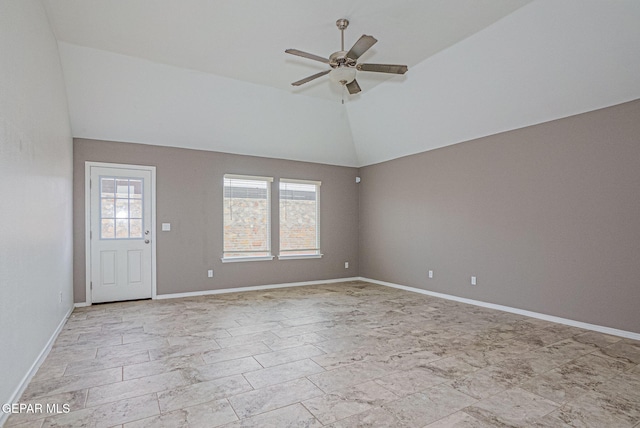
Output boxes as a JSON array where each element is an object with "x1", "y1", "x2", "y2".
[{"x1": 336, "y1": 19, "x2": 349, "y2": 51}]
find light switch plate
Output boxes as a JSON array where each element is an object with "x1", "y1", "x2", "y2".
[{"x1": 162, "y1": 223, "x2": 171, "y2": 231}]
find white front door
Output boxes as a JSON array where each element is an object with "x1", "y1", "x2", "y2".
[{"x1": 89, "y1": 164, "x2": 154, "y2": 303}]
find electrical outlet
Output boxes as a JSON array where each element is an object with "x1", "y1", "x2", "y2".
[
  {"x1": 428, "y1": 270, "x2": 433, "y2": 279},
  {"x1": 344, "y1": 262, "x2": 349, "y2": 269},
  {"x1": 471, "y1": 276, "x2": 477, "y2": 286},
  {"x1": 207, "y1": 270, "x2": 214, "y2": 278}
]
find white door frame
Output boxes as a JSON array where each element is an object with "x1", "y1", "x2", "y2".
[{"x1": 85, "y1": 161, "x2": 157, "y2": 305}]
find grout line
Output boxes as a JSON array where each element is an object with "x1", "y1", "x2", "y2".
[
  {"x1": 154, "y1": 392, "x2": 162, "y2": 416},
  {"x1": 226, "y1": 396, "x2": 242, "y2": 421}
]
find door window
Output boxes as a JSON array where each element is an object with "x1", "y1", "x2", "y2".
[{"x1": 100, "y1": 177, "x2": 144, "y2": 239}]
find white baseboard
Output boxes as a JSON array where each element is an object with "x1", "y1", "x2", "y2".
[
  {"x1": 73, "y1": 302, "x2": 90, "y2": 308},
  {"x1": 0, "y1": 306, "x2": 73, "y2": 427},
  {"x1": 360, "y1": 277, "x2": 640, "y2": 341},
  {"x1": 155, "y1": 277, "x2": 362, "y2": 300},
  {"x1": 73, "y1": 276, "x2": 639, "y2": 341}
]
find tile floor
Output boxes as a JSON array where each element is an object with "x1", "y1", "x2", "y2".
[{"x1": 6, "y1": 281, "x2": 640, "y2": 427}]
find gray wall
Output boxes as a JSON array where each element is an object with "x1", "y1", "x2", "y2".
[
  {"x1": 359, "y1": 99, "x2": 640, "y2": 333},
  {"x1": 0, "y1": 0, "x2": 74, "y2": 409},
  {"x1": 73, "y1": 100, "x2": 640, "y2": 333},
  {"x1": 73, "y1": 139, "x2": 359, "y2": 302}
]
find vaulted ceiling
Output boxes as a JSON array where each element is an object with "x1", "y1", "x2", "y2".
[{"x1": 43, "y1": 0, "x2": 640, "y2": 167}]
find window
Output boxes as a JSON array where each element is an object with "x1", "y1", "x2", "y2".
[
  {"x1": 100, "y1": 177, "x2": 144, "y2": 239},
  {"x1": 279, "y1": 179, "x2": 321, "y2": 259},
  {"x1": 222, "y1": 174, "x2": 274, "y2": 262}
]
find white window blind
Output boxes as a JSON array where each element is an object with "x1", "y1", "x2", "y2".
[
  {"x1": 223, "y1": 174, "x2": 273, "y2": 260},
  {"x1": 279, "y1": 179, "x2": 321, "y2": 258}
]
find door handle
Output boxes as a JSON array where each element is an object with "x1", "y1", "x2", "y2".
[{"x1": 144, "y1": 239, "x2": 150, "y2": 244}]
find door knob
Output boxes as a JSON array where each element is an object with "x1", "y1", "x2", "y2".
[{"x1": 144, "y1": 239, "x2": 150, "y2": 244}]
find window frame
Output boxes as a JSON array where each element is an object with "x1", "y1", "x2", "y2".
[
  {"x1": 277, "y1": 178, "x2": 323, "y2": 260},
  {"x1": 221, "y1": 174, "x2": 274, "y2": 263}
]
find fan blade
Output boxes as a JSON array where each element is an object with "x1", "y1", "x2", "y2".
[
  {"x1": 346, "y1": 35, "x2": 377, "y2": 60},
  {"x1": 291, "y1": 69, "x2": 331, "y2": 86},
  {"x1": 357, "y1": 63, "x2": 408, "y2": 74},
  {"x1": 285, "y1": 49, "x2": 330, "y2": 64},
  {"x1": 346, "y1": 79, "x2": 361, "y2": 95}
]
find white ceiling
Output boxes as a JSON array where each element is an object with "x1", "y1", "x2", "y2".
[
  {"x1": 43, "y1": 0, "x2": 531, "y2": 99},
  {"x1": 43, "y1": 0, "x2": 640, "y2": 167}
]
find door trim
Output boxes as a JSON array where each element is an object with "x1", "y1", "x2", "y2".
[{"x1": 84, "y1": 161, "x2": 157, "y2": 305}]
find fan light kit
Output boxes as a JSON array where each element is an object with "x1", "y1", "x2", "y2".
[{"x1": 286, "y1": 18, "x2": 408, "y2": 95}]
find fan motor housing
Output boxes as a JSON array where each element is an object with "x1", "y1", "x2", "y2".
[{"x1": 329, "y1": 51, "x2": 356, "y2": 68}]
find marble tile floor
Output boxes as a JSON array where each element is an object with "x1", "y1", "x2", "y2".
[{"x1": 6, "y1": 281, "x2": 640, "y2": 427}]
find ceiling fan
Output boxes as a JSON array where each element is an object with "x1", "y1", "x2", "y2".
[{"x1": 286, "y1": 19, "x2": 408, "y2": 95}]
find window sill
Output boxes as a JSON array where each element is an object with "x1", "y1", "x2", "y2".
[
  {"x1": 221, "y1": 255, "x2": 275, "y2": 263},
  {"x1": 277, "y1": 254, "x2": 323, "y2": 260}
]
